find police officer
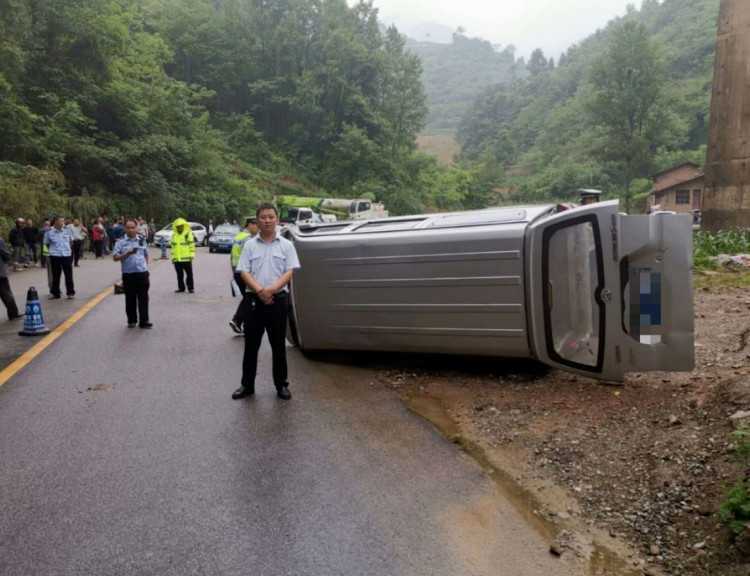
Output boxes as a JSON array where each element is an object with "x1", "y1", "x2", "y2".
[
  {"x1": 232, "y1": 203, "x2": 300, "y2": 401},
  {"x1": 170, "y1": 218, "x2": 196, "y2": 293},
  {"x1": 228, "y1": 217, "x2": 258, "y2": 334},
  {"x1": 44, "y1": 215, "x2": 75, "y2": 299},
  {"x1": 113, "y1": 218, "x2": 152, "y2": 329}
]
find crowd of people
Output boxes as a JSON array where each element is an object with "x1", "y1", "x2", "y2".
[
  {"x1": 6, "y1": 216, "x2": 157, "y2": 272},
  {"x1": 2, "y1": 206, "x2": 299, "y2": 401}
]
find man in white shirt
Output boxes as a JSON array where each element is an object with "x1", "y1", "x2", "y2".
[{"x1": 232, "y1": 203, "x2": 300, "y2": 401}]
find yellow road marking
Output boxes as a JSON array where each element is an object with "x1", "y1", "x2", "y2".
[{"x1": 0, "y1": 286, "x2": 113, "y2": 388}]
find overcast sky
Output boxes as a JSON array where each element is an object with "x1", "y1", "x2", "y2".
[{"x1": 363, "y1": 0, "x2": 639, "y2": 57}]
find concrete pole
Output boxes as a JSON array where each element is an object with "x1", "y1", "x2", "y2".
[{"x1": 703, "y1": 0, "x2": 750, "y2": 230}]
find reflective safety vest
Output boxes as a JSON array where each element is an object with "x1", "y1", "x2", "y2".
[
  {"x1": 170, "y1": 218, "x2": 195, "y2": 263},
  {"x1": 230, "y1": 231, "x2": 251, "y2": 269}
]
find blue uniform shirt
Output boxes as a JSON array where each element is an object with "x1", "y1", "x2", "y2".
[
  {"x1": 236, "y1": 232, "x2": 300, "y2": 292},
  {"x1": 113, "y1": 235, "x2": 149, "y2": 274},
  {"x1": 44, "y1": 227, "x2": 72, "y2": 257}
]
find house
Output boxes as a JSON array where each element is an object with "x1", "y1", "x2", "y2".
[{"x1": 648, "y1": 162, "x2": 704, "y2": 214}]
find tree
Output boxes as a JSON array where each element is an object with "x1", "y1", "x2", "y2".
[
  {"x1": 588, "y1": 21, "x2": 665, "y2": 212},
  {"x1": 527, "y1": 48, "x2": 548, "y2": 76}
]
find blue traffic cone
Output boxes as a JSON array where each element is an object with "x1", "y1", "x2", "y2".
[{"x1": 19, "y1": 287, "x2": 51, "y2": 337}]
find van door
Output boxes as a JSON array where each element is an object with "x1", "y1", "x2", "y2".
[{"x1": 526, "y1": 201, "x2": 694, "y2": 382}]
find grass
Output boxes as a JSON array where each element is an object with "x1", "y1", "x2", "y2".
[{"x1": 694, "y1": 270, "x2": 750, "y2": 291}]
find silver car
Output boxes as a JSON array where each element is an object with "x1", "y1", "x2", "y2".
[{"x1": 284, "y1": 201, "x2": 694, "y2": 382}]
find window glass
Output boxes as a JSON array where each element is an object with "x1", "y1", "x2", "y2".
[
  {"x1": 675, "y1": 190, "x2": 690, "y2": 204},
  {"x1": 358, "y1": 201, "x2": 371, "y2": 212},
  {"x1": 546, "y1": 221, "x2": 602, "y2": 368},
  {"x1": 190, "y1": 224, "x2": 202, "y2": 231}
]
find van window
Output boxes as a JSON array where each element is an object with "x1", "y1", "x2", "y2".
[
  {"x1": 357, "y1": 201, "x2": 371, "y2": 212},
  {"x1": 543, "y1": 217, "x2": 605, "y2": 371}
]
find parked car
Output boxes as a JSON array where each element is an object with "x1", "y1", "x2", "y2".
[
  {"x1": 153, "y1": 222, "x2": 208, "y2": 247},
  {"x1": 208, "y1": 224, "x2": 241, "y2": 253},
  {"x1": 283, "y1": 201, "x2": 694, "y2": 382}
]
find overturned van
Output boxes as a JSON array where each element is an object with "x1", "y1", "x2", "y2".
[{"x1": 284, "y1": 201, "x2": 694, "y2": 382}]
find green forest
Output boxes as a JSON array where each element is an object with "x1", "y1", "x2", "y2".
[
  {"x1": 0, "y1": 0, "x2": 467, "y2": 235},
  {"x1": 407, "y1": 33, "x2": 522, "y2": 132},
  {"x1": 457, "y1": 0, "x2": 720, "y2": 211},
  {"x1": 0, "y1": 0, "x2": 722, "y2": 236}
]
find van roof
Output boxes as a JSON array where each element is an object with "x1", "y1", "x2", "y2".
[{"x1": 289, "y1": 205, "x2": 557, "y2": 236}]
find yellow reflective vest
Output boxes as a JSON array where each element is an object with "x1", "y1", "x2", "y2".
[
  {"x1": 230, "y1": 231, "x2": 251, "y2": 269},
  {"x1": 170, "y1": 218, "x2": 195, "y2": 263}
]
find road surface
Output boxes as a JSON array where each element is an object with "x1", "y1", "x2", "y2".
[{"x1": 0, "y1": 250, "x2": 580, "y2": 576}]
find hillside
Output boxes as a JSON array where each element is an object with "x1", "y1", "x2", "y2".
[
  {"x1": 407, "y1": 33, "x2": 522, "y2": 133},
  {"x1": 457, "y1": 0, "x2": 721, "y2": 208}
]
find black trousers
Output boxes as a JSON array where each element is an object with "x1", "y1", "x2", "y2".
[
  {"x1": 0, "y1": 277, "x2": 19, "y2": 319},
  {"x1": 174, "y1": 261, "x2": 194, "y2": 291},
  {"x1": 242, "y1": 293, "x2": 289, "y2": 391},
  {"x1": 123, "y1": 272, "x2": 149, "y2": 325},
  {"x1": 232, "y1": 271, "x2": 250, "y2": 326},
  {"x1": 93, "y1": 239, "x2": 104, "y2": 258},
  {"x1": 72, "y1": 240, "x2": 83, "y2": 266},
  {"x1": 49, "y1": 255, "x2": 75, "y2": 297},
  {"x1": 27, "y1": 243, "x2": 38, "y2": 263}
]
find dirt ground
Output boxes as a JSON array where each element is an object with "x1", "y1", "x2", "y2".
[{"x1": 372, "y1": 272, "x2": 750, "y2": 576}]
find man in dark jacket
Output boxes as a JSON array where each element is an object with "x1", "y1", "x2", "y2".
[
  {"x1": 0, "y1": 238, "x2": 21, "y2": 320},
  {"x1": 24, "y1": 218, "x2": 39, "y2": 266},
  {"x1": 9, "y1": 218, "x2": 27, "y2": 270}
]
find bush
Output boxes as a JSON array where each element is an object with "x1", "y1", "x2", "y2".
[
  {"x1": 720, "y1": 427, "x2": 750, "y2": 536},
  {"x1": 694, "y1": 229, "x2": 750, "y2": 270}
]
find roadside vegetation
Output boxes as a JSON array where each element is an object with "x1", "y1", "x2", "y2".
[{"x1": 720, "y1": 426, "x2": 750, "y2": 538}]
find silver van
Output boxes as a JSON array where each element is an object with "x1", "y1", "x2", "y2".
[{"x1": 284, "y1": 201, "x2": 694, "y2": 382}]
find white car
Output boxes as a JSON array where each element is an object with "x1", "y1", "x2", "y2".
[{"x1": 153, "y1": 222, "x2": 208, "y2": 246}]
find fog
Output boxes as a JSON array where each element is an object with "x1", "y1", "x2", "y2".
[{"x1": 363, "y1": 0, "x2": 639, "y2": 57}]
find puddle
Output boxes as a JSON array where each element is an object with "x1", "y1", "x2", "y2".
[{"x1": 405, "y1": 393, "x2": 643, "y2": 576}]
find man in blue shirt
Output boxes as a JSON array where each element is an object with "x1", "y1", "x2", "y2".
[
  {"x1": 113, "y1": 219, "x2": 152, "y2": 329},
  {"x1": 232, "y1": 203, "x2": 300, "y2": 401},
  {"x1": 43, "y1": 216, "x2": 75, "y2": 299}
]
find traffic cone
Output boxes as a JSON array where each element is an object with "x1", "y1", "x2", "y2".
[{"x1": 19, "y1": 287, "x2": 51, "y2": 337}]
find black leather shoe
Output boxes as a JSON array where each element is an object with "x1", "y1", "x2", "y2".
[
  {"x1": 232, "y1": 386, "x2": 254, "y2": 400},
  {"x1": 175, "y1": 289, "x2": 185, "y2": 293},
  {"x1": 276, "y1": 386, "x2": 292, "y2": 400},
  {"x1": 128, "y1": 322, "x2": 136, "y2": 328},
  {"x1": 139, "y1": 323, "x2": 153, "y2": 329}
]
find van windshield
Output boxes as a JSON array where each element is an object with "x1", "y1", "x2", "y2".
[{"x1": 544, "y1": 218, "x2": 604, "y2": 371}]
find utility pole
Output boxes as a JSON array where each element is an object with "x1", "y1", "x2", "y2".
[{"x1": 703, "y1": 0, "x2": 750, "y2": 230}]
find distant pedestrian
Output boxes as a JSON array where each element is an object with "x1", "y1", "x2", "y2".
[
  {"x1": 91, "y1": 217, "x2": 106, "y2": 258},
  {"x1": 113, "y1": 219, "x2": 152, "y2": 329},
  {"x1": 232, "y1": 204, "x2": 300, "y2": 401},
  {"x1": 228, "y1": 217, "x2": 257, "y2": 334},
  {"x1": 23, "y1": 219, "x2": 39, "y2": 266},
  {"x1": 68, "y1": 218, "x2": 86, "y2": 266},
  {"x1": 9, "y1": 218, "x2": 27, "y2": 270},
  {"x1": 170, "y1": 218, "x2": 196, "y2": 293},
  {"x1": 0, "y1": 238, "x2": 22, "y2": 321},
  {"x1": 44, "y1": 216, "x2": 75, "y2": 300},
  {"x1": 39, "y1": 219, "x2": 51, "y2": 268},
  {"x1": 105, "y1": 218, "x2": 114, "y2": 253}
]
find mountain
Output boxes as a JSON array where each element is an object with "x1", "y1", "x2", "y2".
[
  {"x1": 400, "y1": 21, "x2": 454, "y2": 44},
  {"x1": 407, "y1": 33, "x2": 523, "y2": 134},
  {"x1": 457, "y1": 0, "x2": 720, "y2": 206}
]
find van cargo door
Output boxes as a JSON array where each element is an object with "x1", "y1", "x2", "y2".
[{"x1": 526, "y1": 201, "x2": 694, "y2": 382}]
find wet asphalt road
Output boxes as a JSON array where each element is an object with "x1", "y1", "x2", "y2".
[{"x1": 0, "y1": 250, "x2": 578, "y2": 576}]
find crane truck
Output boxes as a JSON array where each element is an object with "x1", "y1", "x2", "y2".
[{"x1": 275, "y1": 195, "x2": 388, "y2": 225}]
